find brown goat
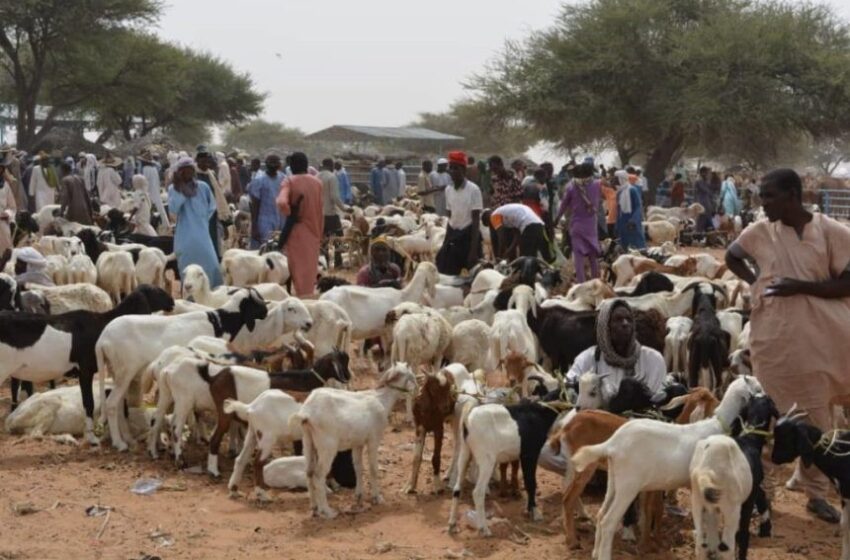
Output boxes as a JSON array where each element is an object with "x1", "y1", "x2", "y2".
[
  {"x1": 664, "y1": 387, "x2": 720, "y2": 424},
  {"x1": 403, "y1": 370, "x2": 457, "y2": 494},
  {"x1": 547, "y1": 411, "x2": 662, "y2": 551}
]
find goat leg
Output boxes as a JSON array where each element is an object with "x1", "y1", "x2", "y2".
[
  {"x1": 431, "y1": 426, "x2": 444, "y2": 494},
  {"x1": 402, "y1": 426, "x2": 426, "y2": 494}
]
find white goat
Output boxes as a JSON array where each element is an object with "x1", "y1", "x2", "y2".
[
  {"x1": 182, "y1": 264, "x2": 288, "y2": 306},
  {"x1": 294, "y1": 363, "x2": 418, "y2": 518},
  {"x1": 465, "y1": 269, "x2": 505, "y2": 307},
  {"x1": 665, "y1": 316, "x2": 693, "y2": 376},
  {"x1": 225, "y1": 389, "x2": 303, "y2": 500},
  {"x1": 38, "y1": 235, "x2": 85, "y2": 258},
  {"x1": 221, "y1": 249, "x2": 289, "y2": 286},
  {"x1": 665, "y1": 253, "x2": 725, "y2": 279},
  {"x1": 300, "y1": 299, "x2": 352, "y2": 358},
  {"x1": 446, "y1": 319, "x2": 491, "y2": 372},
  {"x1": 135, "y1": 247, "x2": 168, "y2": 290},
  {"x1": 96, "y1": 250, "x2": 137, "y2": 304},
  {"x1": 320, "y1": 261, "x2": 438, "y2": 340},
  {"x1": 717, "y1": 310, "x2": 744, "y2": 353},
  {"x1": 67, "y1": 254, "x2": 98, "y2": 285},
  {"x1": 570, "y1": 376, "x2": 763, "y2": 560},
  {"x1": 488, "y1": 309, "x2": 537, "y2": 371},
  {"x1": 690, "y1": 435, "x2": 753, "y2": 560}
]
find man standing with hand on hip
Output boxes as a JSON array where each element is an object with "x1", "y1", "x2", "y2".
[{"x1": 725, "y1": 168, "x2": 850, "y2": 524}]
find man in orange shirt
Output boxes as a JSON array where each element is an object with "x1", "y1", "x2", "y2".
[{"x1": 601, "y1": 172, "x2": 618, "y2": 238}]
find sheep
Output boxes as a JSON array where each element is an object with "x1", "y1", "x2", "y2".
[
  {"x1": 690, "y1": 435, "x2": 753, "y2": 560},
  {"x1": 96, "y1": 250, "x2": 137, "y2": 304},
  {"x1": 0, "y1": 285, "x2": 174, "y2": 444},
  {"x1": 570, "y1": 376, "x2": 763, "y2": 560},
  {"x1": 320, "y1": 261, "x2": 438, "y2": 340},
  {"x1": 221, "y1": 248, "x2": 289, "y2": 287},
  {"x1": 446, "y1": 319, "x2": 490, "y2": 372},
  {"x1": 134, "y1": 247, "x2": 168, "y2": 291},
  {"x1": 67, "y1": 254, "x2": 98, "y2": 285},
  {"x1": 390, "y1": 310, "x2": 453, "y2": 370},
  {"x1": 612, "y1": 254, "x2": 698, "y2": 287},
  {"x1": 295, "y1": 363, "x2": 418, "y2": 518},
  {"x1": 772, "y1": 410, "x2": 850, "y2": 560},
  {"x1": 97, "y1": 289, "x2": 269, "y2": 451},
  {"x1": 182, "y1": 264, "x2": 288, "y2": 306},
  {"x1": 666, "y1": 253, "x2": 725, "y2": 279},
  {"x1": 45, "y1": 254, "x2": 70, "y2": 285},
  {"x1": 646, "y1": 202, "x2": 705, "y2": 222},
  {"x1": 5, "y1": 384, "x2": 107, "y2": 438},
  {"x1": 645, "y1": 220, "x2": 680, "y2": 246},
  {"x1": 37, "y1": 235, "x2": 85, "y2": 259},
  {"x1": 689, "y1": 291, "x2": 731, "y2": 392},
  {"x1": 23, "y1": 283, "x2": 112, "y2": 314},
  {"x1": 440, "y1": 305, "x2": 473, "y2": 326},
  {"x1": 665, "y1": 316, "x2": 693, "y2": 376},
  {"x1": 447, "y1": 394, "x2": 566, "y2": 537},
  {"x1": 403, "y1": 369, "x2": 457, "y2": 494}
]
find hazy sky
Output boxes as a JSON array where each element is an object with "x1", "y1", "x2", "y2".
[{"x1": 156, "y1": 0, "x2": 850, "y2": 135}]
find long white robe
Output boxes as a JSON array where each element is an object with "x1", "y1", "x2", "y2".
[
  {"x1": 28, "y1": 165, "x2": 54, "y2": 212},
  {"x1": 0, "y1": 180, "x2": 16, "y2": 253},
  {"x1": 142, "y1": 164, "x2": 169, "y2": 227},
  {"x1": 96, "y1": 166, "x2": 123, "y2": 210}
]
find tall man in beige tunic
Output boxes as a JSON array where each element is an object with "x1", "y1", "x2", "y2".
[{"x1": 726, "y1": 168, "x2": 850, "y2": 524}]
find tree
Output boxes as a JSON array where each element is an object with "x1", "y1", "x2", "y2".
[
  {"x1": 470, "y1": 0, "x2": 850, "y2": 195},
  {"x1": 0, "y1": 0, "x2": 160, "y2": 149},
  {"x1": 83, "y1": 31, "x2": 264, "y2": 145},
  {"x1": 221, "y1": 119, "x2": 304, "y2": 154},
  {"x1": 410, "y1": 100, "x2": 534, "y2": 157},
  {"x1": 806, "y1": 134, "x2": 850, "y2": 176}
]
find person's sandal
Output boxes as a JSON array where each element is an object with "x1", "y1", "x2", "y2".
[{"x1": 807, "y1": 498, "x2": 840, "y2": 524}]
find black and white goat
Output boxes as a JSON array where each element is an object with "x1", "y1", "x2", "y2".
[{"x1": 688, "y1": 290, "x2": 730, "y2": 392}]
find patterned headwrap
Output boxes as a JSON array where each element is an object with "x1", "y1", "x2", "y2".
[{"x1": 596, "y1": 299, "x2": 641, "y2": 371}]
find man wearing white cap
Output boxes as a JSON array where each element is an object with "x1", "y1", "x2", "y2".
[
  {"x1": 13, "y1": 247, "x2": 54, "y2": 286},
  {"x1": 429, "y1": 158, "x2": 451, "y2": 216}
]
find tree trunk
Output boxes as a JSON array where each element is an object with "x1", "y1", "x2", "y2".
[{"x1": 644, "y1": 131, "x2": 685, "y2": 207}]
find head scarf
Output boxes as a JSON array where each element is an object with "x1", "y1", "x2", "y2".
[
  {"x1": 614, "y1": 169, "x2": 632, "y2": 214},
  {"x1": 596, "y1": 299, "x2": 640, "y2": 371},
  {"x1": 132, "y1": 174, "x2": 148, "y2": 192},
  {"x1": 174, "y1": 156, "x2": 198, "y2": 197}
]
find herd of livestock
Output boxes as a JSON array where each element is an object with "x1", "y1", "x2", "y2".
[{"x1": 0, "y1": 196, "x2": 848, "y2": 560}]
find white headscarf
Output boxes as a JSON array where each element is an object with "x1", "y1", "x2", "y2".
[
  {"x1": 615, "y1": 169, "x2": 632, "y2": 215},
  {"x1": 132, "y1": 174, "x2": 148, "y2": 192},
  {"x1": 83, "y1": 154, "x2": 97, "y2": 193}
]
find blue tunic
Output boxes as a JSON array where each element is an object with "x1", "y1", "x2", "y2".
[
  {"x1": 616, "y1": 185, "x2": 646, "y2": 250},
  {"x1": 168, "y1": 180, "x2": 223, "y2": 287},
  {"x1": 369, "y1": 167, "x2": 384, "y2": 204},
  {"x1": 247, "y1": 171, "x2": 285, "y2": 249},
  {"x1": 337, "y1": 169, "x2": 353, "y2": 204}
]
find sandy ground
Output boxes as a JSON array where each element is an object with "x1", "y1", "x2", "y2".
[{"x1": 0, "y1": 356, "x2": 844, "y2": 560}]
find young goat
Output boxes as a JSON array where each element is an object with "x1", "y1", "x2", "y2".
[
  {"x1": 403, "y1": 369, "x2": 457, "y2": 494},
  {"x1": 571, "y1": 376, "x2": 763, "y2": 560},
  {"x1": 294, "y1": 363, "x2": 418, "y2": 518},
  {"x1": 447, "y1": 393, "x2": 568, "y2": 537},
  {"x1": 772, "y1": 409, "x2": 850, "y2": 560}
]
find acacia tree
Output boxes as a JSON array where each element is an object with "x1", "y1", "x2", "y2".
[
  {"x1": 470, "y1": 0, "x2": 850, "y2": 194},
  {"x1": 0, "y1": 0, "x2": 160, "y2": 149}
]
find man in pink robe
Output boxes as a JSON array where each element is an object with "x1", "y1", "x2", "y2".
[
  {"x1": 276, "y1": 152, "x2": 323, "y2": 297},
  {"x1": 726, "y1": 168, "x2": 850, "y2": 524}
]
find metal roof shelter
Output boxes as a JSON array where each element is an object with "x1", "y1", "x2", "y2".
[{"x1": 306, "y1": 125, "x2": 463, "y2": 154}]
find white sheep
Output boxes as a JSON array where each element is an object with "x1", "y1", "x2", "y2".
[
  {"x1": 221, "y1": 249, "x2": 289, "y2": 287},
  {"x1": 390, "y1": 311, "x2": 452, "y2": 370},
  {"x1": 488, "y1": 309, "x2": 538, "y2": 372},
  {"x1": 645, "y1": 219, "x2": 680, "y2": 246},
  {"x1": 320, "y1": 261, "x2": 438, "y2": 340},
  {"x1": 67, "y1": 254, "x2": 97, "y2": 285},
  {"x1": 570, "y1": 376, "x2": 763, "y2": 560},
  {"x1": 690, "y1": 435, "x2": 753, "y2": 560},
  {"x1": 182, "y1": 264, "x2": 288, "y2": 306},
  {"x1": 294, "y1": 363, "x2": 418, "y2": 518},
  {"x1": 96, "y1": 250, "x2": 137, "y2": 304},
  {"x1": 135, "y1": 247, "x2": 168, "y2": 291},
  {"x1": 25, "y1": 283, "x2": 112, "y2": 313},
  {"x1": 225, "y1": 389, "x2": 303, "y2": 500},
  {"x1": 665, "y1": 316, "x2": 693, "y2": 376},
  {"x1": 45, "y1": 254, "x2": 70, "y2": 285},
  {"x1": 446, "y1": 319, "x2": 491, "y2": 372}
]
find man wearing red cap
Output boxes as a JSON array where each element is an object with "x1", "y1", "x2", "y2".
[{"x1": 436, "y1": 151, "x2": 483, "y2": 275}]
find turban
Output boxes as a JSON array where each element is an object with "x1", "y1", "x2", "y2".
[
  {"x1": 176, "y1": 156, "x2": 195, "y2": 170},
  {"x1": 436, "y1": 157, "x2": 448, "y2": 166},
  {"x1": 448, "y1": 151, "x2": 467, "y2": 166}
]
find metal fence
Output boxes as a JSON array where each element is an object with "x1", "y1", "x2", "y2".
[{"x1": 819, "y1": 189, "x2": 850, "y2": 219}]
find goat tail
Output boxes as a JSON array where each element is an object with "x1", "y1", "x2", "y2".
[
  {"x1": 571, "y1": 442, "x2": 609, "y2": 474},
  {"x1": 223, "y1": 399, "x2": 250, "y2": 422},
  {"x1": 696, "y1": 471, "x2": 721, "y2": 504},
  {"x1": 296, "y1": 414, "x2": 318, "y2": 476}
]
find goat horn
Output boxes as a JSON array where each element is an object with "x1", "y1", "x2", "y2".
[
  {"x1": 508, "y1": 257, "x2": 524, "y2": 268},
  {"x1": 536, "y1": 257, "x2": 553, "y2": 269}
]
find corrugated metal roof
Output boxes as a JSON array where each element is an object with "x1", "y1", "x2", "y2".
[{"x1": 306, "y1": 125, "x2": 463, "y2": 142}]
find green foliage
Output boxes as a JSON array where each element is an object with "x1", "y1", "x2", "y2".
[
  {"x1": 221, "y1": 119, "x2": 304, "y2": 154},
  {"x1": 470, "y1": 0, "x2": 850, "y2": 185},
  {"x1": 410, "y1": 100, "x2": 534, "y2": 157}
]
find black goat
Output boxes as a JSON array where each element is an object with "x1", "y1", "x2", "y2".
[
  {"x1": 732, "y1": 394, "x2": 778, "y2": 560},
  {"x1": 630, "y1": 271, "x2": 674, "y2": 296},
  {"x1": 687, "y1": 291, "x2": 730, "y2": 391},
  {"x1": 772, "y1": 414, "x2": 850, "y2": 560},
  {"x1": 317, "y1": 275, "x2": 351, "y2": 294}
]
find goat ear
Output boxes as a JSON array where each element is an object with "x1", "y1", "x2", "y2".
[{"x1": 660, "y1": 394, "x2": 688, "y2": 411}]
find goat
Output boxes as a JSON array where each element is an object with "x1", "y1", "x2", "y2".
[
  {"x1": 97, "y1": 289, "x2": 269, "y2": 451},
  {"x1": 688, "y1": 291, "x2": 731, "y2": 392},
  {"x1": 570, "y1": 376, "x2": 763, "y2": 560},
  {"x1": 447, "y1": 393, "x2": 567, "y2": 537},
  {"x1": 181, "y1": 264, "x2": 288, "y2": 306},
  {"x1": 646, "y1": 202, "x2": 705, "y2": 222},
  {"x1": 96, "y1": 250, "x2": 137, "y2": 304},
  {"x1": 67, "y1": 253, "x2": 98, "y2": 285},
  {"x1": 630, "y1": 271, "x2": 675, "y2": 296},
  {"x1": 611, "y1": 254, "x2": 697, "y2": 287},
  {"x1": 665, "y1": 316, "x2": 693, "y2": 376},
  {"x1": 25, "y1": 283, "x2": 113, "y2": 314},
  {"x1": 403, "y1": 370, "x2": 457, "y2": 494},
  {"x1": 666, "y1": 253, "x2": 725, "y2": 279},
  {"x1": 663, "y1": 387, "x2": 722, "y2": 424},
  {"x1": 301, "y1": 300, "x2": 352, "y2": 358},
  {"x1": 772, "y1": 410, "x2": 850, "y2": 560},
  {"x1": 221, "y1": 248, "x2": 290, "y2": 287},
  {"x1": 0, "y1": 285, "x2": 174, "y2": 444},
  {"x1": 294, "y1": 363, "x2": 418, "y2": 518},
  {"x1": 446, "y1": 319, "x2": 490, "y2": 372}
]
